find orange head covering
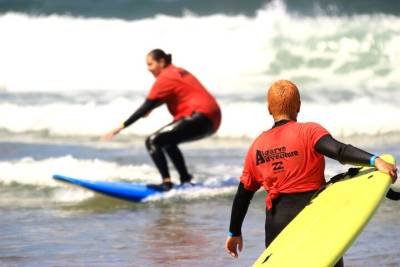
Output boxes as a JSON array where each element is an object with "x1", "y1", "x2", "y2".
[{"x1": 267, "y1": 80, "x2": 301, "y2": 121}]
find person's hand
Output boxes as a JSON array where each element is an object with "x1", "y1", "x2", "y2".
[
  {"x1": 225, "y1": 235, "x2": 243, "y2": 258},
  {"x1": 375, "y1": 157, "x2": 398, "y2": 183},
  {"x1": 100, "y1": 126, "x2": 123, "y2": 141}
]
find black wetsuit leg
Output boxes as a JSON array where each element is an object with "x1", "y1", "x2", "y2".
[
  {"x1": 265, "y1": 191, "x2": 317, "y2": 247},
  {"x1": 164, "y1": 145, "x2": 191, "y2": 182},
  {"x1": 145, "y1": 112, "x2": 214, "y2": 183},
  {"x1": 335, "y1": 258, "x2": 344, "y2": 267},
  {"x1": 265, "y1": 191, "x2": 344, "y2": 267}
]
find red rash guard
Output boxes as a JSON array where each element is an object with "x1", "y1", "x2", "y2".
[
  {"x1": 240, "y1": 121, "x2": 330, "y2": 210},
  {"x1": 147, "y1": 64, "x2": 221, "y2": 131}
]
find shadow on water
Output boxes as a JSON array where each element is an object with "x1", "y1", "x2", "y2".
[
  {"x1": 53, "y1": 189, "x2": 237, "y2": 213},
  {"x1": 56, "y1": 194, "x2": 142, "y2": 212}
]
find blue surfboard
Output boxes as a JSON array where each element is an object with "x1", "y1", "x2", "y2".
[{"x1": 53, "y1": 174, "x2": 164, "y2": 202}]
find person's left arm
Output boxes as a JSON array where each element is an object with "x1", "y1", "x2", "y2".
[
  {"x1": 225, "y1": 145, "x2": 260, "y2": 258},
  {"x1": 225, "y1": 182, "x2": 256, "y2": 258}
]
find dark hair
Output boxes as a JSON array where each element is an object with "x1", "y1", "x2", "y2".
[{"x1": 148, "y1": 49, "x2": 172, "y2": 65}]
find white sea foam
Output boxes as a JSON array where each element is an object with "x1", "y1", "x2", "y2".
[
  {"x1": 0, "y1": 156, "x2": 243, "y2": 202},
  {"x1": 1, "y1": 2, "x2": 399, "y2": 139},
  {"x1": 1, "y1": 1, "x2": 400, "y2": 139},
  {"x1": 0, "y1": 2, "x2": 399, "y2": 93},
  {"x1": 0, "y1": 96, "x2": 399, "y2": 139},
  {"x1": 0, "y1": 155, "x2": 157, "y2": 187},
  {"x1": 0, "y1": 154, "x2": 353, "y2": 203}
]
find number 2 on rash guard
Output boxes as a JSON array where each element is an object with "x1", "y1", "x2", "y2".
[
  {"x1": 240, "y1": 121, "x2": 330, "y2": 210},
  {"x1": 147, "y1": 64, "x2": 221, "y2": 131}
]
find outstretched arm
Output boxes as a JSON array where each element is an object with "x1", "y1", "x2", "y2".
[
  {"x1": 101, "y1": 99, "x2": 162, "y2": 141},
  {"x1": 225, "y1": 182, "x2": 256, "y2": 258},
  {"x1": 315, "y1": 135, "x2": 397, "y2": 182},
  {"x1": 122, "y1": 99, "x2": 163, "y2": 128}
]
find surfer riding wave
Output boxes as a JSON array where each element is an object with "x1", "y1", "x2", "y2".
[{"x1": 101, "y1": 49, "x2": 221, "y2": 191}]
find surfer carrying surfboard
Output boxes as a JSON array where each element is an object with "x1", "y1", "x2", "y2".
[
  {"x1": 101, "y1": 49, "x2": 221, "y2": 191},
  {"x1": 225, "y1": 80, "x2": 397, "y2": 266}
]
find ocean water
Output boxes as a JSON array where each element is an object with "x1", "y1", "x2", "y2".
[{"x1": 1, "y1": 0, "x2": 400, "y2": 266}]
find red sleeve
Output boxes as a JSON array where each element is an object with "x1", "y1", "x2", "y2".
[
  {"x1": 147, "y1": 77, "x2": 174, "y2": 100},
  {"x1": 240, "y1": 145, "x2": 261, "y2": 192},
  {"x1": 306, "y1": 122, "x2": 330, "y2": 147}
]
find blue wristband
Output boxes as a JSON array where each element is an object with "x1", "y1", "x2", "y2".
[
  {"x1": 228, "y1": 231, "x2": 234, "y2": 237},
  {"x1": 370, "y1": 155, "x2": 378, "y2": 166}
]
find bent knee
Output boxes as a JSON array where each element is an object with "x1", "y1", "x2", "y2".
[
  {"x1": 145, "y1": 135, "x2": 156, "y2": 151},
  {"x1": 146, "y1": 134, "x2": 166, "y2": 152}
]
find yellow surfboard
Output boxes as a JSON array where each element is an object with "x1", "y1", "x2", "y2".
[{"x1": 253, "y1": 154, "x2": 395, "y2": 267}]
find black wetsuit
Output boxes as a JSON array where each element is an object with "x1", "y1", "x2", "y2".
[
  {"x1": 122, "y1": 99, "x2": 214, "y2": 185},
  {"x1": 228, "y1": 120, "x2": 374, "y2": 267}
]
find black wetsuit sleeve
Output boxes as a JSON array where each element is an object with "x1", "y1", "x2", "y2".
[
  {"x1": 315, "y1": 134, "x2": 373, "y2": 166},
  {"x1": 122, "y1": 99, "x2": 162, "y2": 128},
  {"x1": 229, "y1": 182, "x2": 256, "y2": 236}
]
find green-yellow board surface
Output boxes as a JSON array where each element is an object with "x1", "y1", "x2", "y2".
[{"x1": 253, "y1": 154, "x2": 395, "y2": 267}]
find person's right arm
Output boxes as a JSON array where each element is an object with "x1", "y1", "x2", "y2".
[
  {"x1": 101, "y1": 99, "x2": 162, "y2": 141},
  {"x1": 122, "y1": 99, "x2": 162, "y2": 128},
  {"x1": 315, "y1": 134, "x2": 397, "y2": 182}
]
